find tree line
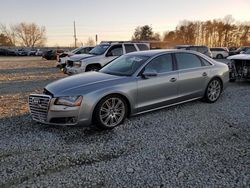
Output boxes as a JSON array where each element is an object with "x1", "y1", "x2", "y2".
[
  {"x1": 133, "y1": 15, "x2": 250, "y2": 47},
  {"x1": 0, "y1": 22, "x2": 46, "y2": 48}
]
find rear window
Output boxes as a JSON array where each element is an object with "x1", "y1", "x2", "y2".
[{"x1": 136, "y1": 44, "x2": 149, "y2": 51}]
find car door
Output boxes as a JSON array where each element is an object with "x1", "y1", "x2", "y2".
[
  {"x1": 136, "y1": 54, "x2": 179, "y2": 112},
  {"x1": 174, "y1": 52, "x2": 210, "y2": 101}
]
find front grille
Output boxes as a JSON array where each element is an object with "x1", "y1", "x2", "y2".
[
  {"x1": 29, "y1": 94, "x2": 51, "y2": 122},
  {"x1": 67, "y1": 60, "x2": 74, "y2": 67}
]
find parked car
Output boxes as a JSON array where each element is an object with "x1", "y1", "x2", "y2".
[
  {"x1": 175, "y1": 45, "x2": 213, "y2": 58},
  {"x1": 229, "y1": 46, "x2": 250, "y2": 56},
  {"x1": 43, "y1": 49, "x2": 64, "y2": 60},
  {"x1": 65, "y1": 42, "x2": 150, "y2": 74},
  {"x1": 228, "y1": 47, "x2": 237, "y2": 52},
  {"x1": 0, "y1": 48, "x2": 17, "y2": 56},
  {"x1": 57, "y1": 46, "x2": 94, "y2": 71},
  {"x1": 28, "y1": 50, "x2": 229, "y2": 129},
  {"x1": 210, "y1": 47, "x2": 229, "y2": 59},
  {"x1": 16, "y1": 49, "x2": 28, "y2": 56},
  {"x1": 28, "y1": 49, "x2": 39, "y2": 56},
  {"x1": 35, "y1": 49, "x2": 44, "y2": 56},
  {"x1": 227, "y1": 48, "x2": 250, "y2": 82}
]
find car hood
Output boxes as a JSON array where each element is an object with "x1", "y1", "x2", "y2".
[
  {"x1": 68, "y1": 54, "x2": 95, "y2": 61},
  {"x1": 45, "y1": 72, "x2": 123, "y2": 96},
  {"x1": 227, "y1": 54, "x2": 250, "y2": 60}
]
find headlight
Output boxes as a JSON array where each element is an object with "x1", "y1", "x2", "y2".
[
  {"x1": 55, "y1": 96, "x2": 83, "y2": 106},
  {"x1": 73, "y1": 61, "x2": 81, "y2": 67}
]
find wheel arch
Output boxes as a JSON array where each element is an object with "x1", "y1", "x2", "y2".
[{"x1": 86, "y1": 63, "x2": 102, "y2": 70}]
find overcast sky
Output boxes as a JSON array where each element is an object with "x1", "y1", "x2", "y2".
[{"x1": 1, "y1": 0, "x2": 250, "y2": 46}]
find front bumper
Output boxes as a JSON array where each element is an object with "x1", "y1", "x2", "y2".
[
  {"x1": 28, "y1": 94, "x2": 91, "y2": 126},
  {"x1": 66, "y1": 66, "x2": 86, "y2": 75}
]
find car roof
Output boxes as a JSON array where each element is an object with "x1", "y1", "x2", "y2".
[{"x1": 126, "y1": 49, "x2": 199, "y2": 57}]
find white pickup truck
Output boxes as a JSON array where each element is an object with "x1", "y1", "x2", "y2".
[{"x1": 65, "y1": 42, "x2": 150, "y2": 75}]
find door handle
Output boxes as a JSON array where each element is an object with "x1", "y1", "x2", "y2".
[
  {"x1": 170, "y1": 77, "x2": 177, "y2": 82},
  {"x1": 202, "y1": 72, "x2": 208, "y2": 77}
]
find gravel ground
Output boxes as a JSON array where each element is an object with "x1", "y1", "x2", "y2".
[{"x1": 0, "y1": 57, "x2": 249, "y2": 187}]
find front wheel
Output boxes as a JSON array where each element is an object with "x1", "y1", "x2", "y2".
[
  {"x1": 204, "y1": 78, "x2": 222, "y2": 103},
  {"x1": 93, "y1": 95, "x2": 128, "y2": 129}
]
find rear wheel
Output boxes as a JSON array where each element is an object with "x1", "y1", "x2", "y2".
[
  {"x1": 216, "y1": 54, "x2": 223, "y2": 59},
  {"x1": 93, "y1": 95, "x2": 128, "y2": 129},
  {"x1": 204, "y1": 78, "x2": 222, "y2": 103}
]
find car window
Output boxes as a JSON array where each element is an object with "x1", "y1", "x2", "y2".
[
  {"x1": 175, "y1": 53, "x2": 202, "y2": 70},
  {"x1": 197, "y1": 47, "x2": 208, "y2": 53},
  {"x1": 106, "y1": 45, "x2": 123, "y2": 56},
  {"x1": 89, "y1": 44, "x2": 110, "y2": 55},
  {"x1": 75, "y1": 50, "x2": 81, "y2": 54},
  {"x1": 136, "y1": 44, "x2": 149, "y2": 51},
  {"x1": 79, "y1": 48, "x2": 88, "y2": 54},
  {"x1": 125, "y1": 44, "x2": 137, "y2": 53},
  {"x1": 188, "y1": 47, "x2": 197, "y2": 51},
  {"x1": 145, "y1": 54, "x2": 173, "y2": 73},
  {"x1": 199, "y1": 57, "x2": 212, "y2": 66}
]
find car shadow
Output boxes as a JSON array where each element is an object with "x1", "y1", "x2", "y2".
[{"x1": 0, "y1": 114, "x2": 115, "y2": 145}]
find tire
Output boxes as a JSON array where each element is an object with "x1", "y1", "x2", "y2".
[
  {"x1": 86, "y1": 65, "x2": 101, "y2": 72},
  {"x1": 204, "y1": 78, "x2": 222, "y2": 103},
  {"x1": 216, "y1": 54, "x2": 223, "y2": 59},
  {"x1": 93, "y1": 95, "x2": 128, "y2": 129}
]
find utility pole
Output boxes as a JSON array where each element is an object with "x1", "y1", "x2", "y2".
[
  {"x1": 74, "y1": 21, "x2": 77, "y2": 48},
  {"x1": 95, "y1": 34, "x2": 98, "y2": 45}
]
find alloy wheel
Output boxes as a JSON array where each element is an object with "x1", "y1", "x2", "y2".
[
  {"x1": 99, "y1": 97, "x2": 126, "y2": 128},
  {"x1": 207, "y1": 79, "x2": 221, "y2": 102}
]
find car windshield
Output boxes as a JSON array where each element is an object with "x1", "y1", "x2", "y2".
[
  {"x1": 244, "y1": 49, "x2": 250, "y2": 54},
  {"x1": 100, "y1": 55, "x2": 149, "y2": 76},
  {"x1": 71, "y1": 47, "x2": 82, "y2": 54},
  {"x1": 236, "y1": 47, "x2": 244, "y2": 52},
  {"x1": 89, "y1": 45, "x2": 110, "y2": 55}
]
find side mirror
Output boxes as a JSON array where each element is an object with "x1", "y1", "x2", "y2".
[{"x1": 142, "y1": 69, "x2": 158, "y2": 79}]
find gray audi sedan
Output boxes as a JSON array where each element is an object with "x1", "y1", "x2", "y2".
[{"x1": 29, "y1": 50, "x2": 229, "y2": 129}]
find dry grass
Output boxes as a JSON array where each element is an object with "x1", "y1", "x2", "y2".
[{"x1": 0, "y1": 57, "x2": 66, "y2": 118}]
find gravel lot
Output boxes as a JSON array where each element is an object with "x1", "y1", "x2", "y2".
[{"x1": 0, "y1": 57, "x2": 249, "y2": 187}]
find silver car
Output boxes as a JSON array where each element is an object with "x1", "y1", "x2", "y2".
[{"x1": 29, "y1": 50, "x2": 229, "y2": 129}]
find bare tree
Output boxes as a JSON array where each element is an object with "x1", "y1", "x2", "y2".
[
  {"x1": 0, "y1": 24, "x2": 16, "y2": 46},
  {"x1": 14, "y1": 22, "x2": 46, "y2": 47},
  {"x1": 84, "y1": 37, "x2": 95, "y2": 46},
  {"x1": 163, "y1": 15, "x2": 250, "y2": 47},
  {"x1": 0, "y1": 22, "x2": 46, "y2": 47}
]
